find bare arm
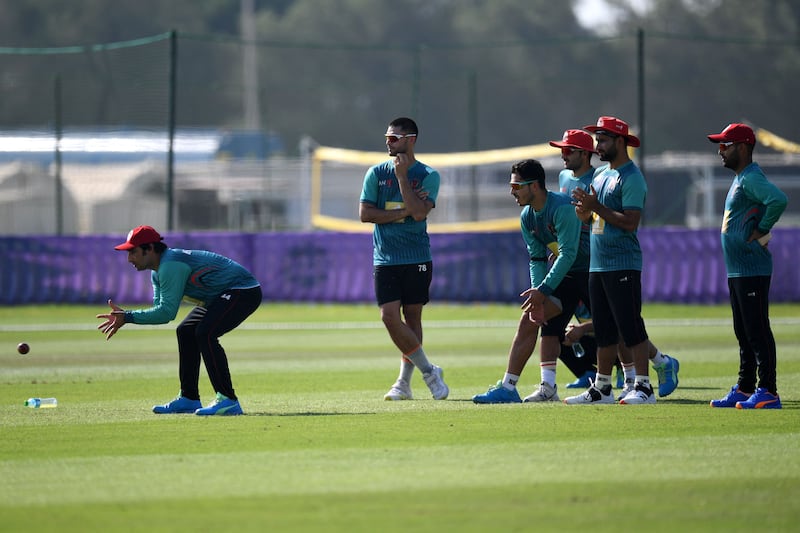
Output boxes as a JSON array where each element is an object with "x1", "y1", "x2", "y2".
[
  {"x1": 359, "y1": 202, "x2": 410, "y2": 224},
  {"x1": 564, "y1": 321, "x2": 593, "y2": 346},
  {"x1": 394, "y1": 154, "x2": 432, "y2": 221}
]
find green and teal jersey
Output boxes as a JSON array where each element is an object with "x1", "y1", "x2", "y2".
[
  {"x1": 360, "y1": 159, "x2": 440, "y2": 266},
  {"x1": 521, "y1": 191, "x2": 590, "y2": 296},
  {"x1": 559, "y1": 167, "x2": 594, "y2": 234},
  {"x1": 588, "y1": 161, "x2": 646, "y2": 272},
  {"x1": 558, "y1": 167, "x2": 594, "y2": 197},
  {"x1": 128, "y1": 248, "x2": 260, "y2": 325},
  {"x1": 721, "y1": 162, "x2": 787, "y2": 277}
]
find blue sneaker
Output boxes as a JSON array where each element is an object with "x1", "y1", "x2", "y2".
[
  {"x1": 195, "y1": 392, "x2": 243, "y2": 416},
  {"x1": 472, "y1": 381, "x2": 522, "y2": 404},
  {"x1": 566, "y1": 370, "x2": 594, "y2": 389},
  {"x1": 710, "y1": 384, "x2": 751, "y2": 408},
  {"x1": 654, "y1": 355, "x2": 679, "y2": 397},
  {"x1": 153, "y1": 395, "x2": 202, "y2": 414},
  {"x1": 736, "y1": 388, "x2": 782, "y2": 409}
]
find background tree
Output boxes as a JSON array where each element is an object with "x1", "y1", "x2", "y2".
[{"x1": 0, "y1": 0, "x2": 797, "y2": 154}]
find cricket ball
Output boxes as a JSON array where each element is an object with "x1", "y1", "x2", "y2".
[{"x1": 17, "y1": 342, "x2": 30, "y2": 355}]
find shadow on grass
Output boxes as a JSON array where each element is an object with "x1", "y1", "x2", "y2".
[
  {"x1": 244, "y1": 411, "x2": 378, "y2": 417},
  {"x1": 664, "y1": 399, "x2": 799, "y2": 409},
  {"x1": 660, "y1": 398, "x2": 715, "y2": 405}
]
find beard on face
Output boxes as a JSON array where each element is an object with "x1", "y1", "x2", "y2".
[
  {"x1": 599, "y1": 144, "x2": 616, "y2": 162},
  {"x1": 723, "y1": 149, "x2": 739, "y2": 170}
]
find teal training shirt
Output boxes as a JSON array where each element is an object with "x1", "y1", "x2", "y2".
[
  {"x1": 128, "y1": 248, "x2": 260, "y2": 325},
  {"x1": 558, "y1": 167, "x2": 594, "y2": 197},
  {"x1": 559, "y1": 167, "x2": 594, "y2": 235},
  {"x1": 588, "y1": 161, "x2": 647, "y2": 272},
  {"x1": 721, "y1": 162, "x2": 787, "y2": 277},
  {"x1": 360, "y1": 159, "x2": 440, "y2": 266},
  {"x1": 521, "y1": 191, "x2": 590, "y2": 296}
]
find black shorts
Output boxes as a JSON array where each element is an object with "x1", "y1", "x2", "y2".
[
  {"x1": 588, "y1": 270, "x2": 648, "y2": 348},
  {"x1": 374, "y1": 262, "x2": 433, "y2": 306},
  {"x1": 540, "y1": 271, "x2": 591, "y2": 337}
]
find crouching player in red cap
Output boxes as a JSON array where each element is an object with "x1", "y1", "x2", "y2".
[{"x1": 97, "y1": 225, "x2": 262, "y2": 416}]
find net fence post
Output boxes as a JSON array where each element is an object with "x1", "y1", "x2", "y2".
[
  {"x1": 167, "y1": 30, "x2": 177, "y2": 231},
  {"x1": 637, "y1": 28, "x2": 646, "y2": 177},
  {"x1": 53, "y1": 73, "x2": 63, "y2": 236}
]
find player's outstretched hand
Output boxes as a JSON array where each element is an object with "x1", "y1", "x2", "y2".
[{"x1": 96, "y1": 299, "x2": 126, "y2": 340}]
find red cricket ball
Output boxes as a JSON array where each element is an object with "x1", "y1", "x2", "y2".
[{"x1": 17, "y1": 342, "x2": 30, "y2": 355}]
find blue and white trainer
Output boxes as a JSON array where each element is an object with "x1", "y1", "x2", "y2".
[
  {"x1": 195, "y1": 392, "x2": 243, "y2": 416},
  {"x1": 654, "y1": 355, "x2": 680, "y2": 397},
  {"x1": 615, "y1": 368, "x2": 625, "y2": 389},
  {"x1": 152, "y1": 394, "x2": 202, "y2": 414},
  {"x1": 735, "y1": 388, "x2": 782, "y2": 409},
  {"x1": 565, "y1": 370, "x2": 594, "y2": 389},
  {"x1": 473, "y1": 381, "x2": 521, "y2": 404},
  {"x1": 710, "y1": 384, "x2": 751, "y2": 408}
]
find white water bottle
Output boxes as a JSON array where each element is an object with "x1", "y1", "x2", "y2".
[
  {"x1": 572, "y1": 342, "x2": 585, "y2": 358},
  {"x1": 25, "y1": 397, "x2": 58, "y2": 408}
]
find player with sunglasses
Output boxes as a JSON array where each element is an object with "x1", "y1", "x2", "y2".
[
  {"x1": 359, "y1": 117, "x2": 449, "y2": 401},
  {"x1": 473, "y1": 158, "x2": 591, "y2": 404},
  {"x1": 707, "y1": 123, "x2": 787, "y2": 409},
  {"x1": 548, "y1": 129, "x2": 603, "y2": 389},
  {"x1": 567, "y1": 116, "x2": 656, "y2": 405},
  {"x1": 551, "y1": 129, "x2": 680, "y2": 398}
]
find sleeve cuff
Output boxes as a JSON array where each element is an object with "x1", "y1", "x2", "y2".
[{"x1": 537, "y1": 284, "x2": 554, "y2": 296}]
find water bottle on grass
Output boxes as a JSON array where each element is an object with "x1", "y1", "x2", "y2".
[{"x1": 25, "y1": 398, "x2": 58, "y2": 408}]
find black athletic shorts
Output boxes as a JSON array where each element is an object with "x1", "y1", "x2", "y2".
[
  {"x1": 374, "y1": 262, "x2": 433, "y2": 306},
  {"x1": 588, "y1": 270, "x2": 648, "y2": 348},
  {"x1": 540, "y1": 271, "x2": 591, "y2": 337}
]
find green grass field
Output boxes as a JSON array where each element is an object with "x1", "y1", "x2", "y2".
[{"x1": 2, "y1": 303, "x2": 799, "y2": 532}]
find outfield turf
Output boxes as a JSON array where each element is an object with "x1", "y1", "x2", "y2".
[{"x1": 1, "y1": 303, "x2": 799, "y2": 532}]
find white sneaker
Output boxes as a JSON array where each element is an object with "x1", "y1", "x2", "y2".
[
  {"x1": 523, "y1": 382, "x2": 560, "y2": 402},
  {"x1": 563, "y1": 380, "x2": 615, "y2": 405},
  {"x1": 617, "y1": 379, "x2": 635, "y2": 402},
  {"x1": 619, "y1": 383, "x2": 656, "y2": 404},
  {"x1": 423, "y1": 365, "x2": 449, "y2": 400},
  {"x1": 384, "y1": 379, "x2": 413, "y2": 401}
]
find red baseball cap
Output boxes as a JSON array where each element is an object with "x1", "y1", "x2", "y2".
[
  {"x1": 583, "y1": 116, "x2": 641, "y2": 148},
  {"x1": 707, "y1": 123, "x2": 756, "y2": 145},
  {"x1": 114, "y1": 225, "x2": 163, "y2": 250},
  {"x1": 549, "y1": 129, "x2": 597, "y2": 153}
]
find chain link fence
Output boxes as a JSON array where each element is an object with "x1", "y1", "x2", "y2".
[{"x1": 1, "y1": 31, "x2": 798, "y2": 235}]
